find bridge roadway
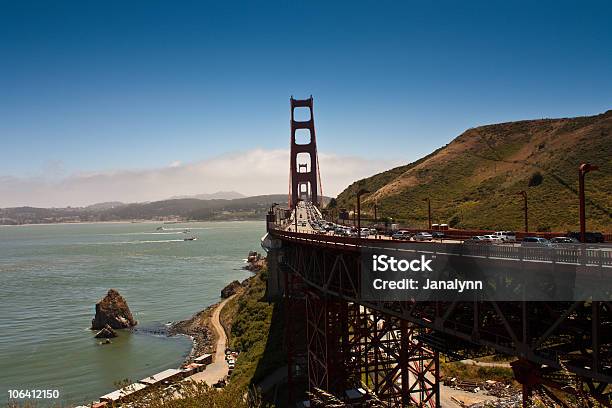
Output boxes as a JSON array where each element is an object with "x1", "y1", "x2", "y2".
[
  {"x1": 266, "y1": 205, "x2": 612, "y2": 406},
  {"x1": 281, "y1": 201, "x2": 612, "y2": 267}
]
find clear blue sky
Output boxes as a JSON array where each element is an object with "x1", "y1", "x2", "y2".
[{"x1": 1, "y1": 0, "x2": 611, "y2": 178}]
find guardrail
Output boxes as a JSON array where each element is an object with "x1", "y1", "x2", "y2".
[{"x1": 269, "y1": 226, "x2": 612, "y2": 267}]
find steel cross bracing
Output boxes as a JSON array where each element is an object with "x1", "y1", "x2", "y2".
[{"x1": 272, "y1": 229, "x2": 612, "y2": 407}]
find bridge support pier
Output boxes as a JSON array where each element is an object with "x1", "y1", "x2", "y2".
[{"x1": 295, "y1": 288, "x2": 441, "y2": 406}]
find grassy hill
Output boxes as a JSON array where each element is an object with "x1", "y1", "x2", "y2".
[{"x1": 335, "y1": 111, "x2": 612, "y2": 232}]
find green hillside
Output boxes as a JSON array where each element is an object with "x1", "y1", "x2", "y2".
[{"x1": 335, "y1": 111, "x2": 612, "y2": 232}]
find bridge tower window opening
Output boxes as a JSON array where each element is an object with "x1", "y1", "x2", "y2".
[
  {"x1": 294, "y1": 128, "x2": 312, "y2": 145},
  {"x1": 299, "y1": 182, "x2": 311, "y2": 201},
  {"x1": 296, "y1": 152, "x2": 311, "y2": 173},
  {"x1": 292, "y1": 106, "x2": 312, "y2": 122}
]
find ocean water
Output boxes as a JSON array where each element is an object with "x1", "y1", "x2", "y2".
[{"x1": 0, "y1": 221, "x2": 265, "y2": 406}]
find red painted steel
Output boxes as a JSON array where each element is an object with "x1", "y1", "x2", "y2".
[{"x1": 290, "y1": 96, "x2": 319, "y2": 208}]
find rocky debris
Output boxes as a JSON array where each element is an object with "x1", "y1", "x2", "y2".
[
  {"x1": 91, "y1": 289, "x2": 137, "y2": 330},
  {"x1": 169, "y1": 306, "x2": 215, "y2": 361},
  {"x1": 244, "y1": 251, "x2": 266, "y2": 272},
  {"x1": 483, "y1": 380, "x2": 514, "y2": 398},
  {"x1": 444, "y1": 377, "x2": 522, "y2": 408},
  {"x1": 94, "y1": 324, "x2": 117, "y2": 338},
  {"x1": 221, "y1": 280, "x2": 242, "y2": 298},
  {"x1": 482, "y1": 394, "x2": 522, "y2": 408}
]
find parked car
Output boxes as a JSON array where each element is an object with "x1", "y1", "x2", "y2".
[
  {"x1": 360, "y1": 228, "x2": 370, "y2": 238},
  {"x1": 392, "y1": 231, "x2": 411, "y2": 240},
  {"x1": 369, "y1": 228, "x2": 378, "y2": 236},
  {"x1": 521, "y1": 237, "x2": 551, "y2": 247},
  {"x1": 413, "y1": 232, "x2": 433, "y2": 241},
  {"x1": 494, "y1": 231, "x2": 517, "y2": 242},
  {"x1": 431, "y1": 231, "x2": 445, "y2": 239},
  {"x1": 483, "y1": 234, "x2": 502, "y2": 243},
  {"x1": 567, "y1": 231, "x2": 605, "y2": 243}
]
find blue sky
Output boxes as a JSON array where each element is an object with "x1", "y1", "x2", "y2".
[{"x1": 0, "y1": 0, "x2": 610, "y2": 206}]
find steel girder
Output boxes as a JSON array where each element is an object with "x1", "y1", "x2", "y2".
[{"x1": 277, "y1": 236, "x2": 612, "y2": 406}]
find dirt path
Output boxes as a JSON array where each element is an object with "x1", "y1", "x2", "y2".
[{"x1": 187, "y1": 295, "x2": 233, "y2": 385}]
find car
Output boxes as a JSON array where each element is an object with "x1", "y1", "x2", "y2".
[
  {"x1": 567, "y1": 231, "x2": 605, "y2": 243},
  {"x1": 494, "y1": 231, "x2": 517, "y2": 242},
  {"x1": 521, "y1": 237, "x2": 551, "y2": 247},
  {"x1": 369, "y1": 228, "x2": 378, "y2": 236},
  {"x1": 483, "y1": 234, "x2": 502, "y2": 243},
  {"x1": 392, "y1": 231, "x2": 411, "y2": 240},
  {"x1": 431, "y1": 231, "x2": 445, "y2": 239},
  {"x1": 464, "y1": 236, "x2": 486, "y2": 244},
  {"x1": 413, "y1": 232, "x2": 433, "y2": 241},
  {"x1": 550, "y1": 236, "x2": 579, "y2": 244}
]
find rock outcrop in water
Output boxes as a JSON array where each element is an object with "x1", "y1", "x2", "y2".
[
  {"x1": 244, "y1": 251, "x2": 266, "y2": 272},
  {"x1": 91, "y1": 289, "x2": 137, "y2": 330}
]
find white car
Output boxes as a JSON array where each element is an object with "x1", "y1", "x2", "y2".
[
  {"x1": 494, "y1": 231, "x2": 516, "y2": 242},
  {"x1": 413, "y1": 232, "x2": 433, "y2": 241},
  {"x1": 483, "y1": 234, "x2": 502, "y2": 243}
]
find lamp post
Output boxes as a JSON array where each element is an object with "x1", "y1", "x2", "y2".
[
  {"x1": 579, "y1": 163, "x2": 598, "y2": 243},
  {"x1": 517, "y1": 191, "x2": 528, "y2": 233},
  {"x1": 423, "y1": 198, "x2": 432, "y2": 230},
  {"x1": 294, "y1": 200, "x2": 299, "y2": 233},
  {"x1": 374, "y1": 203, "x2": 378, "y2": 238},
  {"x1": 374, "y1": 204, "x2": 378, "y2": 224},
  {"x1": 357, "y1": 189, "x2": 370, "y2": 242}
]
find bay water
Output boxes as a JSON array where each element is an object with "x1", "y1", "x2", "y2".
[{"x1": 0, "y1": 221, "x2": 264, "y2": 406}]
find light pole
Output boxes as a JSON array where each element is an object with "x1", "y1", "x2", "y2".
[
  {"x1": 374, "y1": 203, "x2": 378, "y2": 238},
  {"x1": 294, "y1": 201, "x2": 298, "y2": 233},
  {"x1": 423, "y1": 198, "x2": 432, "y2": 230},
  {"x1": 516, "y1": 191, "x2": 528, "y2": 233},
  {"x1": 579, "y1": 163, "x2": 598, "y2": 243},
  {"x1": 357, "y1": 189, "x2": 370, "y2": 241}
]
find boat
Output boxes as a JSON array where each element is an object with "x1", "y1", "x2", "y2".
[
  {"x1": 156, "y1": 226, "x2": 164, "y2": 231},
  {"x1": 183, "y1": 237, "x2": 197, "y2": 241}
]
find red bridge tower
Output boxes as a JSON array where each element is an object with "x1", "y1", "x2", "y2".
[{"x1": 289, "y1": 96, "x2": 321, "y2": 208}]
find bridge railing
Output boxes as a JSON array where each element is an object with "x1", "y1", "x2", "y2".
[{"x1": 268, "y1": 227, "x2": 612, "y2": 267}]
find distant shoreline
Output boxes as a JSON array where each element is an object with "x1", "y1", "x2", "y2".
[{"x1": 0, "y1": 219, "x2": 265, "y2": 227}]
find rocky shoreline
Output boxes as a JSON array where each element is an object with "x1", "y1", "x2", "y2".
[
  {"x1": 168, "y1": 304, "x2": 217, "y2": 362},
  {"x1": 168, "y1": 251, "x2": 266, "y2": 363}
]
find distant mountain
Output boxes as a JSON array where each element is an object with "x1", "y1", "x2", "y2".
[
  {"x1": 335, "y1": 110, "x2": 612, "y2": 232},
  {"x1": 0, "y1": 194, "x2": 288, "y2": 225},
  {"x1": 168, "y1": 191, "x2": 245, "y2": 200},
  {"x1": 85, "y1": 201, "x2": 126, "y2": 211}
]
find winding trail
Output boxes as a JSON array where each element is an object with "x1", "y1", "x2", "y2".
[{"x1": 187, "y1": 295, "x2": 234, "y2": 385}]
